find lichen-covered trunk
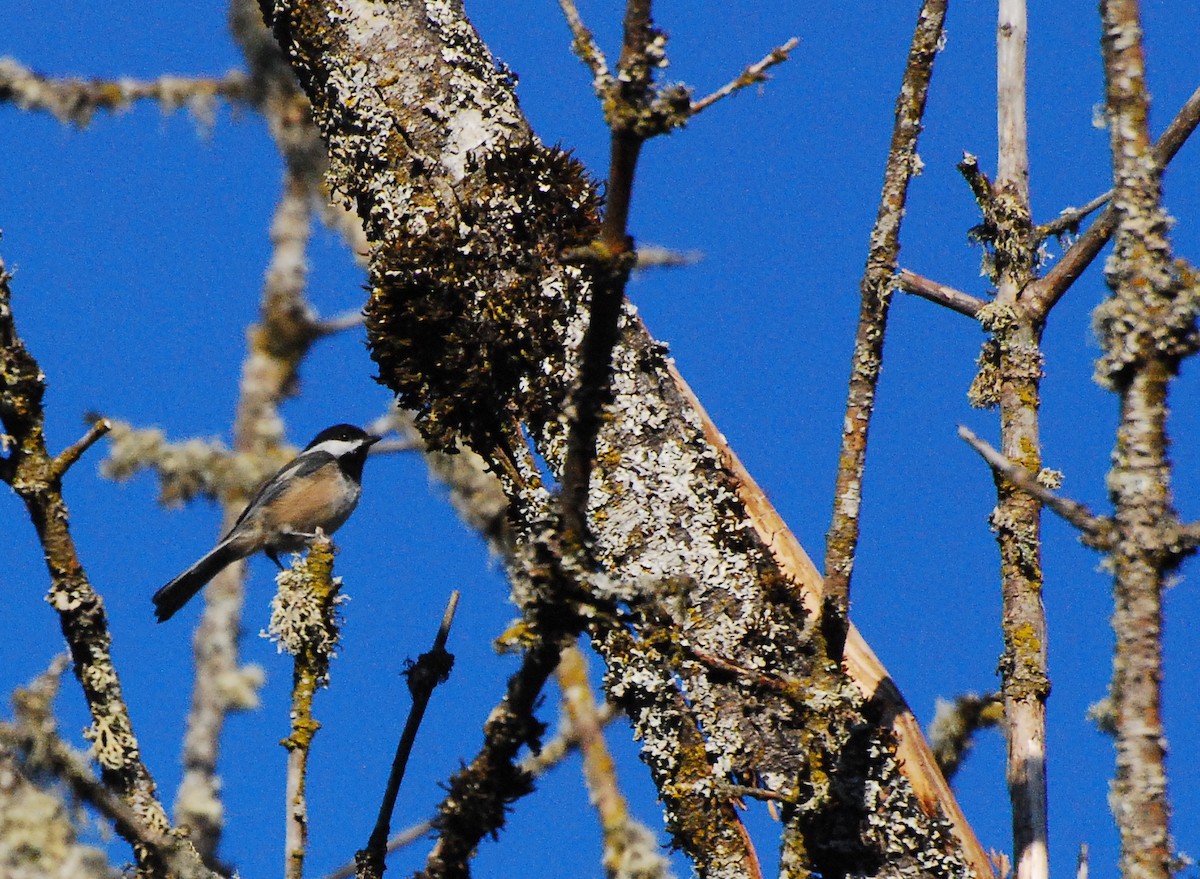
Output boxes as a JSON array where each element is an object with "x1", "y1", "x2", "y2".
[{"x1": 258, "y1": 1, "x2": 989, "y2": 875}]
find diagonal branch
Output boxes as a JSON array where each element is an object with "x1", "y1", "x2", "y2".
[
  {"x1": 958, "y1": 426, "x2": 1115, "y2": 549},
  {"x1": 1023, "y1": 83, "x2": 1200, "y2": 320},
  {"x1": 690, "y1": 38, "x2": 799, "y2": 116},
  {"x1": 823, "y1": 0, "x2": 948, "y2": 657}
]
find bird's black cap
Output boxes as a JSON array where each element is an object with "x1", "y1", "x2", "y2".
[{"x1": 304, "y1": 423, "x2": 379, "y2": 450}]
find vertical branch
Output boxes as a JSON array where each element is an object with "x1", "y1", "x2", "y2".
[
  {"x1": 989, "y1": 5, "x2": 1049, "y2": 879},
  {"x1": 823, "y1": 0, "x2": 948, "y2": 655},
  {"x1": 271, "y1": 536, "x2": 343, "y2": 879},
  {"x1": 1095, "y1": 2, "x2": 1198, "y2": 878},
  {"x1": 356, "y1": 592, "x2": 459, "y2": 879},
  {"x1": 176, "y1": 167, "x2": 316, "y2": 862}
]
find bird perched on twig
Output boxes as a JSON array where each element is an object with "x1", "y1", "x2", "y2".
[{"x1": 153, "y1": 423, "x2": 380, "y2": 622}]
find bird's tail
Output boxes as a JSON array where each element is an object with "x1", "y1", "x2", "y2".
[{"x1": 153, "y1": 539, "x2": 246, "y2": 622}]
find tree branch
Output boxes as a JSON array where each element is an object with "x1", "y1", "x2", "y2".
[
  {"x1": 270, "y1": 535, "x2": 343, "y2": 879},
  {"x1": 824, "y1": 0, "x2": 948, "y2": 658},
  {"x1": 0, "y1": 57, "x2": 249, "y2": 126},
  {"x1": 1022, "y1": 83, "x2": 1200, "y2": 321},
  {"x1": 0, "y1": 256, "x2": 211, "y2": 878},
  {"x1": 1095, "y1": 4, "x2": 1198, "y2": 877},
  {"x1": 356, "y1": 592, "x2": 458, "y2": 879},
  {"x1": 958, "y1": 426, "x2": 1115, "y2": 548},
  {"x1": 690, "y1": 38, "x2": 799, "y2": 116},
  {"x1": 897, "y1": 268, "x2": 985, "y2": 318}
]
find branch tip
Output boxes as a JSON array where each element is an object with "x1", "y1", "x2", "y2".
[{"x1": 690, "y1": 37, "x2": 800, "y2": 116}]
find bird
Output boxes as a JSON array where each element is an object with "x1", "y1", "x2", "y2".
[{"x1": 153, "y1": 423, "x2": 380, "y2": 622}]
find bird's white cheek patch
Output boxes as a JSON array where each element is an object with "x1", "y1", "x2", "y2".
[{"x1": 307, "y1": 438, "x2": 362, "y2": 458}]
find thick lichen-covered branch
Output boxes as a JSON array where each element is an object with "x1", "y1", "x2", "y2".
[
  {"x1": 0, "y1": 256, "x2": 213, "y2": 879},
  {"x1": 259, "y1": 1, "x2": 990, "y2": 876},
  {"x1": 1095, "y1": 4, "x2": 1200, "y2": 879},
  {"x1": 823, "y1": 0, "x2": 947, "y2": 657}
]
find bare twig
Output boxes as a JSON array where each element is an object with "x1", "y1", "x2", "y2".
[
  {"x1": 417, "y1": 638, "x2": 563, "y2": 879},
  {"x1": 49, "y1": 418, "x2": 111, "y2": 480},
  {"x1": 0, "y1": 57, "x2": 249, "y2": 126},
  {"x1": 823, "y1": 0, "x2": 947, "y2": 657},
  {"x1": 321, "y1": 698, "x2": 620, "y2": 879},
  {"x1": 897, "y1": 269, "x2": 985, "y2": 318},
  {"x1": 271, "y1": 536, "x2": 343, "y2": 879},
  {"x1": 633, "y1": 244, "x2": 703, "y2": 271},
  {"x1": 958, "y1": 426, "x2": 1114, "y2": 549},
  {"x1": 355, "y1": 592, "x2": 459, "y2": 879},
  {"x1": 1023, "y1": 83, "x2": 1200, "y2": 320},
  {"x1": 690, "y1": 38, "x2": 799, "y2": 115},
  {"x1": 315, "y1": 308, "x2": 367, "y2": 335},
  {"x1": 1036, "y1": 190, "x2": 1112, "y2": 239}
]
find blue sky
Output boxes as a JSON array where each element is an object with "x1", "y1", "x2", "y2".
[{"x1": 2, "y1": 2, "x2": 1199, "y2": 877}]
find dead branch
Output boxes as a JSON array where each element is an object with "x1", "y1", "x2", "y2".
[
  {"x1": 355, "y1": 592, "x2": 458, "y2": 879},
  {"x1": 824, "y1": 0, "x2": 948, "y2": 657},
  {"x1": 897, "y1": 269, "x2": 985, "y2": 318}
]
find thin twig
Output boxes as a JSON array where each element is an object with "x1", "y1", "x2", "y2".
[
  {"x1": 958, "y1": 426, "x2": 1114, "y2": 548},
  {"x1": 557, "y1": 0, "x2": 612, "y2": 89},
  {"x1": 823, "y1": 0, "x2": 947, "y2": 658},
  {"x1": 315, "y1": 308, "x2": 367, "y2": 335},
  {"x1": 633, "y1": 244, "x2": 703, "y2": 271},
  {"x1": 321, "y1": 697, "x2": 620, "y2": 879},
  {"x1": 897, "y1": 269, "x2": 985, "y2": 318},
  {"x1": 50, "y1": 418, "x2": 111, "y2": 479},
  {"x1": 1036, "y1": 190, "x2": 1112, "y2": 239},
  {"x1": 690, "y1": 38, "x2": 799, "y2": 115},
  {"x1": 417, "y1": 638, "x2": 563, "y2": 879},
  {"x1": 356, "y1": 592, "x2": 459, "y2": 879}
]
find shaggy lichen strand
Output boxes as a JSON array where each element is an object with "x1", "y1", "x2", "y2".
[{"x1": 369, "y1": 145, "x2": 600, "y2": 451}]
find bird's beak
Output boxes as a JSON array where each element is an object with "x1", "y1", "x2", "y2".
[{"x1": 365, "y1": 434, "x2": 383, "y2": 448}]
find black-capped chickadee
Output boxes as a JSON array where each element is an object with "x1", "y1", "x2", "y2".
[{"x1": 153, "y1": 423, "x2": 380, "y2": 622}]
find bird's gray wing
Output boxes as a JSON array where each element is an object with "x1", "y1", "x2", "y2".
[{"x1": 224, "y1": 450, "x2": 336, "y2": 535}]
